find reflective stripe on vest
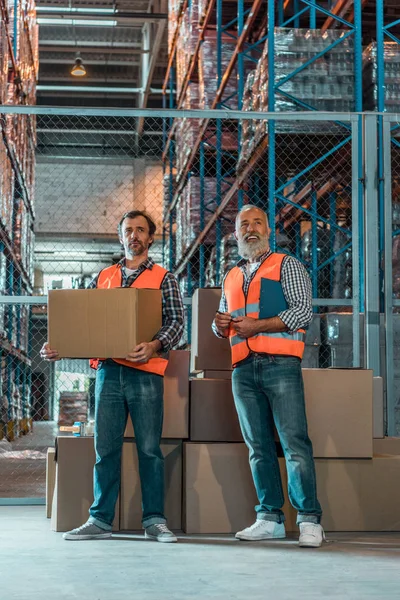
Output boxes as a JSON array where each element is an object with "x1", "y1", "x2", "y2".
[
  {"x1": 224, "y1": 253, "x2": 306, "y2": 366},
  {"x1": 89, "y1": 263, "x2": 168, "y2": 377}
]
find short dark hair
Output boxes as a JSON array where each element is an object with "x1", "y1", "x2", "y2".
[{"x1": 118, "y1": 210, "x2": 157, "y2": 239}]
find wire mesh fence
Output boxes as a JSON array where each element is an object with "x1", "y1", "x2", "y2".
[
  {"x1": 0, "y1": 106, "x2": 368, "y2": 498},
  {"x1": 381, "y1": 114, "x2": 400, "y2": 436}
]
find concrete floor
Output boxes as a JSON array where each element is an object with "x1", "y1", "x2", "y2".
[
  {"x1": 2, "y1": 507, "x2": 400, "y2": 600},
  {"x1": 0, "y1": 422, "x2": 57, "y2": 497}
]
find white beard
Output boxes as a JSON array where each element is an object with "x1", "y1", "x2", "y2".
[{"x1": 237, "y1": 235, "x2": 269, "y2": 261}]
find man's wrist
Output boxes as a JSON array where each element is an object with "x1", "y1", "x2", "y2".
[
  {"x1": 151, "y1": 339, "x2": 163, "y2": 352},
  {"x1": 255, "y1": 319, "x2": 266, "y2": 334}
]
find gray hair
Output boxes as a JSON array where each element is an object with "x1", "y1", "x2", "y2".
[{"x1": 235, "y1": 205, "x2": 269, "y2": 230}]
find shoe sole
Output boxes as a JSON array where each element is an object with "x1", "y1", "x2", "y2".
[
  {"x1": 63, "y1": 533, "x2": 112, "y2": 541},
  {"x1": 235, "y1": 534, "x2": 286, "y2": 541},
  {"x1": 299, "y1": 541, "x2": 322, "y2": 548},
  {"x1": 145, "y1": 532, "x2": 177, "y2": 543}
]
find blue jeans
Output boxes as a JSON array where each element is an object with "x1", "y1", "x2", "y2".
[
  {"x1": 232, "y1": 354, "x2": 322, "y2": 525},
  {"x1": 89, "y1": 360, "x2": 165, "y2": 530}
]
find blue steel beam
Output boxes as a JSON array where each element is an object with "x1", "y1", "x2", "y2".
[
  {"x1": 215, "y1": 0, "x2": 223, "y2": 285},
  {"x1": 268, "y1": 0, "x2": 276, "y2": 251},
  {"x1": 275, "y1": 192, "x2": 352, "y2": 235}
]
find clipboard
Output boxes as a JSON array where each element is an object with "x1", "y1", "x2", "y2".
[{"x1": 258, "y1": 278, "x2": 288, "y2": 319}]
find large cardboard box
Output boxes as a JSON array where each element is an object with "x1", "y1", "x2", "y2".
[
  {"x1": 48, "y1": 288, "x2": 161, "y2": 358},
  {"x1": 315, "y1": 456, "x2": 400, "y2": 531},
  {"x1": 183, "y1": 443, "x2": 400, "y2": 533},
  {"x1": 189, "y1": 379, "x2": 242, "y2": 442},
  {"x1": 183, "y1": 442, "x2": 296, "y2": 534},
  {"x1": 46, "y1": 447, "x2": 56, "y2": 519},
  {"x1": 190, "y1": 288, "x2": 231, "y2": 373},
  {"x1": 51, "y1": 436, "x2": 120, "y2": 532},
  {"x1": 190, "y1": 369, "x2": 373, "y2": 456},
  {"x1": 303, "y1": 369, "x2": 373, "y2": 458},
  {"x1": 124, "y1": 350, "x2": 189, "y2": 438},
  {"x1": 120, "y1": 441, "x2": 182, "y2": 531}
]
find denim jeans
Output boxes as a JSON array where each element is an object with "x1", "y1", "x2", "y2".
[
  {"x1": 89, "y1": 360, "x2": 165, "y2": 530},
  {"x1": 232, "y1": 353, "x2": 322, "y2": 525}
]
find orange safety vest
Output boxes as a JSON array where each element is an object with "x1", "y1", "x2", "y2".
[
  {"x1": 224, "y1": 253, "x2": 306, "y2": 367},
  {"x1": 89, "y1": 262, "x2": 169, "y2": 376}
]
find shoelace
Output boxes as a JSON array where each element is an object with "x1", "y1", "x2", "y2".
[
  {"x1": 300, "y1": 524, "x2": 325, "y2": 539},
  {"x1": 247, "y1": 520, "x2": 269, "y2": 531},
  {"x1": 154, "y1": 524, "x2": 170, "y2": 534},
  {"x1": 77, "y1": 522, "x2": 95, "y2": 532}
]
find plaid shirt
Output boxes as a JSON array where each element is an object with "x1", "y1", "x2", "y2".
[
  {"x1": 89, "y1": 257, "x2": 184, "y2": 351},
  {"x1": 212, "y1": 250, "x2": 313, "y2": 338}
]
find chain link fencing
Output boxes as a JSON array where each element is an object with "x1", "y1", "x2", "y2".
[
  {"x1": 0, "y1": 106, "x2": 366, "y2": 498},
  {"x1": 383, "y1": 114, "x2": 400, "y2": 436}
]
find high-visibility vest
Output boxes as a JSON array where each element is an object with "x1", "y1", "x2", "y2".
[
  {"x1": 224, "y1": 253, "x2": 306, "y2": 367},
  {"x1": 89, "y1": 262, "x2": 168, "y2": 376}
]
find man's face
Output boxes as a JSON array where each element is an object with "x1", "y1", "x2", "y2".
[
  {"x1": 119, "y1": 216, "x2": 153, "y2": 258},
  {"x1": 235, "y1": 208, "x2": 270, "y2": 260}
]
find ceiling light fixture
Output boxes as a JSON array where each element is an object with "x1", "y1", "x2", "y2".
[
  {"x1": 71, "y1": 54, "x2": 86, "y2": 77},
  {"x1": 37, "y1": 18, "x2": 117, "y2": 26},
  {"x1": 36, "y1": 7, "x2": 116, "y2": 13}
]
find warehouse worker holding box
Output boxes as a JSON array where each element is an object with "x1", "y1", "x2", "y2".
[
  {"x1": 212, "y1": 205, "x2": 324, "y2": 548},
  {"x1": 41, "y1": 210, "x2": 184, "y2": 542}
]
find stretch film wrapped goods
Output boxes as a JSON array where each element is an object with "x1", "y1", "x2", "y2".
[
  {"x1": 363, "y1": 42, "x2": 400, "y2": 113},
  {"x1": 239, "y1": 27, "x2": 355, "y2": 155},
  {"x1": 205, "y1": 233, "x2": 240, "y2": 287},
  {"x1": 175, "y1": 178, "x2": 238, "y2": 260}
]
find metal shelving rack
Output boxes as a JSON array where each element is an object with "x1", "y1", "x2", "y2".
[
  {"x1": 0, "y1": 0, "x2": 36, "y2": 441},
  {"x1": 162, "y1": 0, "x2": 364, "y2": 307}
]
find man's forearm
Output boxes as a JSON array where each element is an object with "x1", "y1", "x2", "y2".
[{"x1": 255, "y1": 316, "x2": 288, "y2": 334}]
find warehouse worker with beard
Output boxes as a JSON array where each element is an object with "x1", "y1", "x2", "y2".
[
  {"x1": 212, "y1": 205, "x2": 324, "y2": 548},
  {"x1": 41, "y1": 210, "x2": 184, "y2": 543}
]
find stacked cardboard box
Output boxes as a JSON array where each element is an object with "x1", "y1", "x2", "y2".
[
  {"x1": 184, "y1": 288, "x2": 395, "y2": 533},
  {"x1": 47, "y1": 293, "x2": 398, "y2": 535},
  {"x1": 49, "y1": 351, "x2": 189, "y2": 532}
]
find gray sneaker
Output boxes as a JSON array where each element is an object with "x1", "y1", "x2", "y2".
[
  {"x1": 145, "y1": 523, "x2": 177, "y2": 543},
  {"x1": 62, "y1": 521, "x2": 112, "y2": 541}
]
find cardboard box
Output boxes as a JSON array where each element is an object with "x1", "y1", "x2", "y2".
[
  {"x1": 124, "y1": 350, "x2": 189, "y2": 438},
  {"x1": 193, "y1": 370, "x2": 232, "y2": 380},
  {"x1": 189, "y1": 379, "x2": 243, "y2": 442},
  {"x1": 303, "y1": 369, "x2": 373, "y2": 458},
  {"x1": 183, "y1": 443, "x2": 400, "y2": 533},
  {"x1": 183, "y1": 442, "x2": 296, "y2": 534},
  {"x1": 120, "y1": 441, "x2": 182, "y2": 531},
  {"x1": 51, "y1": 436, "x2": 120, "y2": 532},
  {"x1": 48, "y1": 288, "x2": 162, "y2": 358},
  {"x1": 46, "y1": 447, "x2": 56, "y2": 519},
  {"x1": 190, "y1": 288, "x2": 231, "y2": 373},
  {"x1": 189, "y1": 369, "x2": 373, "y2": 456},
  {"x1": 314, "y1": 456, "x2": 400, "y2": 531},
  {"x1": 373, "y1": 377, "x2": 384, "y2": 438},
  {"x1": 373, "y1": 437, "x2": 400, "y2": 455}
]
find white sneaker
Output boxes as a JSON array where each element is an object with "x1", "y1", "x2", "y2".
[
  {"x1": 299, "y1": 523, "x2": 325, "y2": 548},
  {"x1": 235, "y1": 520, "x2": 286, "y2": 541}
]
